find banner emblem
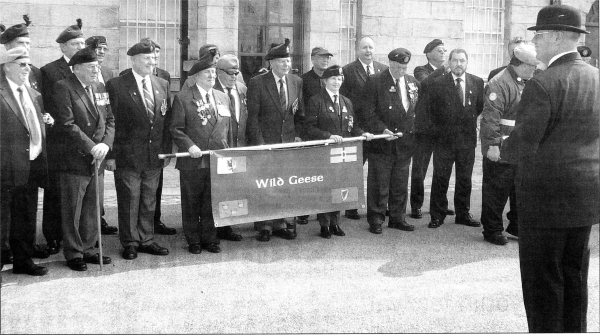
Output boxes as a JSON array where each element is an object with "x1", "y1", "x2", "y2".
[
  {"x1": 217, "y1": 156, "x2": 247, "y2": 174},
  {"x1": 331, "y1": 187, "x2": 359, "y2": 203},
  {"x1": 330, "y1": 146, "x2": 357, "y2": 163}
]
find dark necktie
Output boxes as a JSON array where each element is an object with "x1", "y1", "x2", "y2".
[
  {"x1": 455, "y1": 78, "x2": 464, "y2": 106},
  {"x1": 333, "y1": 94, "x2": 340, "y2": 116},
  {"x1": 85, "y1": 85, "x2": 97, "y2": 109},
  {"x1": 142, "y1": 78, "x2": 155, "y2": 121},
  {"x1": 366, "y1": 65, "x2": 371, "y2": 76},
  {"x1": 206, "y1": 93, "x2": 216, "y2": 119},
  {"x1": 226, "y1": 87, "x2": 236, "y2": 121},
  {"x1": 17, "y1": 87, "x2": 41, "y2": 148},
  {"x1": 279, "y1": 78, "x2": 287, "y2": 111}
]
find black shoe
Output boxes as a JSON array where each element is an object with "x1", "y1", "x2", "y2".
[
  {"x1": 217, "y1": 231, "x2": 243, "y2": 242},
  {"x1": 46, "y1": 240, "x2": 61, "y2": 255},
  {"x1": 296, "y1": 216, "x2": 309, "y2": 225},
  {"x1": 66, "y1": 257, "x2": 88, "y2": 271},
  {"x1": 202, "y1": 243, "x2": 221, "y2": 253},
  {"x1": 272, "y1": 228, "x2": 296, "y2": 240},
  {"x1": 1, "y1": 250, "x2": 13, "y2": 264},
  {"x1": 410, "y1": 208, "x2": 423, "y2": 219},
  {"x1": 32, "y1": 245, "x2": 50, "y2": 259},
  {"x1": 83, "y1": 253, "x2": 112, "y2": 265},
  {"x1": 455, "y1": 214, "x2": 481, "y2": 227},
  {"x1": 13, "y1": 263, "x2": 48, "y2": 276},
  {"x1": 330, "y1": 225, "x2": 345, "y2": 236},
  {"x1": 138, "y1": 242, "x2": 169, "y2": 255},
  {"x1": 389, "y1": 220, "x2": 415, "y2": 231},
  {"x1": 428, "y1": 219, "x2": 443, "y2": 228},
  {"x1": 257, "y1": 230, "x2": 270, "y2": 242},
  {"x1": 101, "y1": 218, "x2": 118, "y2": 235},
  {"x1": 189, "y1": 244, "x2": 202, "y2": 254},
  {"x1": 445, "y1": 209, "x2": 455, "y2": 216},
  {"x1": 345, "y1": 209, "x2": 361, "y2": 220},
  {"x1": 484, "y1": 234, "x2": 508, "y2": 245},
  {"x1": 154, "y1": 221, "x2": 176, "y2": 235},
  {"x1": 320, "y1": 226, "x2": 332, "y2": 239},
  {"x1": 369, "y1": 224, "x2": 382, "y2": 234},
  {"x1": 122, "y1": 246, "x2": 138, "y2": 260}
]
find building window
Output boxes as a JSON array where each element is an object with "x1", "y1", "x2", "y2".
[
  {"x1": 340, "y1": 0, "x2": 357, "y2": 65},
  {"x1": 119, "y1": 0, "x2": 181, "y2": 78},
  {"x1": 238, "y1": 0, "x2": 304, "y2": 83},
  {"x1": 464, "y1": 0, "x2": 505, "y2": 79}
]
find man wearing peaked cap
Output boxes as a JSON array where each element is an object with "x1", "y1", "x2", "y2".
[
  {"x1": 51, "y1": 47, "x2": 114, "y2": 271},
  {"x1": 246, "y1": 38, "x2": 304, "y2": 242},
  {"x1": 360, "y1": 47, "x2": 420, "y2": 235},
  {"x1": 501, "y1": 4, "x2": 599, "y2": 333},
  {"x1": 39, "y1": 18, "x2": 86, "y2": 258},
  {"x1": 479, "y1": 43, "x2": 540, "y2": 248},
  {"x1": 105, "y1": 41, "x2": 173, "y2": 261},
  {"x1": 1, "y1": 47, "x2": 52, "y2": 276},
  {"x1": 1, "y1": 15, "x2": 42, "y2": 94}
]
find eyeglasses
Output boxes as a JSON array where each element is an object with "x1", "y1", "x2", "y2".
[
  {"x1": 10, "y1": 62, "x2": 31, "y2": 68},
  {"x1": 218, "y1": 68, "x2": 239, "y2": 76},
  {"x1": 533, "y1": 31, "x2": 554, "y2": 38}
]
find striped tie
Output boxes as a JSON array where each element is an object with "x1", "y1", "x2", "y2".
[{"x1": 142, "y1": 78, "x2": 155, "y2": 121}]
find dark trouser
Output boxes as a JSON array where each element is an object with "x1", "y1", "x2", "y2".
[
  {"x1": 519, "y1": 225, "x2": 591, "y2": 333},
  {"x1": 367, "y1": 149, "x2": 411, "y2": 225},
  {"x1": 317, "y1": 211, "x2": 340, "y2": 227},
  {"x1": 153, "y1": 169, "x2": 164, "y2": 224},
  {"x1": 179, "y1": 169, "x2": 217, "y2": 246},
  {"x1": 1, "y1": 158, "x2": 43, "y2": 268},
  {"x1": 42, "y1": 168, "x2": 63, "y2": 243},
  {"x1": 481, "y1": 158, "x2": 518, "y2": 238},
  {"x1": 430, "y1": 145, "x2": 475, "y2": 221},
  {"x1": 410, "y1": 133, "x2": 435, "y2": 210},
  {"x1": 59, "y1": 172, "x2": 100, "y2": 260},
  {"x1": 114, "y1": 168, "x2": 161, "y2": 248}
]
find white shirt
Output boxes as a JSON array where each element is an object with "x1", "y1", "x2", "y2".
[
  {"x1": 359, "y1": 58, "x2": 374, "y2": 75},
  {"x1": 196, "y1": 85, "x2": 216, "y2": 111},
  {"x1": 132, "y1": 69, "x2": 153, "y2": 109},
  {"x1": 63, "y1": 55, "x2": 73, "y2": 73},
  {"x1": 428, "y1": 62, "x2": 439, "y2": 71},
  {"x1": 219, "y1": 78, "x2": 240, "y2": 121},
  {"x1": 325, "y1": 88, "x2": 341, "y2": 112},
  {"x1": 548, "y1": 50, "x2": 578, "y2": 67},
  {"x1": 6, "y1": 77, "x2": 42, "y2": 160},
  {"x1": 272, "y1": 72, "x2": 288, "y2": 108},
  {"x1": 451, "y1": 72, "x2": 466, "y2": 106},
  {"x1": 97, "y1": 66, "x2": 105, "y2": 84}
]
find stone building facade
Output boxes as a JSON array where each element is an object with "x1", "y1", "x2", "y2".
[{"x1": 1, "y1": 0, "x2": 598, "y2": 90}]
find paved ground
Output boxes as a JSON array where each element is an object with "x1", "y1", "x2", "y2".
[{"x1": 1, "y1": 151, "x2": 599, "y2": 333}]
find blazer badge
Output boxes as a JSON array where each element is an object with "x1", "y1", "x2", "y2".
[
  {"x1": 160, "y1": 99, "x2": 167, "y2": 115},
  {"x1": 292, "y1": 98, "x2": 299, "y2": 114},
  {"x1": 389, "y1": 86, "x2": 397, "y2": 93},
  {"x1": 94, "y1": 92, "x2": 110, "y2": 106}
]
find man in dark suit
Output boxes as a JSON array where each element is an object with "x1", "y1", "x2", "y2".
[
  {"x1": 427, "y1": 48, "x2": 484, "y2": 229},
  {"x1": 106, "y1": 42, "x2": 172, "y2": 260},
  {"x1": 52, "y1": 47, "x2": 114, "y2": 271},
  {"x1": 39, "y1": 19, "x2": 86, "y2": 256},
  {"x1": 246, "y1": 38, "x2": 303, "y2": 242},
  {"x1": 339, "y1": 36, "x2": 388, "y2": 220},
  {"x1": 363, "y1": 48, "x2": 420, "y2": 234},
  {"x1": 1, "y1": 47, "x2": 52, "y2": 276},
  {"x1": 410, "y1": 39, "x2": 452, "y2": 219},
  {"x1": 501, "y1": 5, "x2": 599, "y2": 332},
  {"x1": 171, "y1": 56, "x2": 231, "y2": 254},
  {"x1": 213, "y1": 54, "x2": 246, "y2": 242}
]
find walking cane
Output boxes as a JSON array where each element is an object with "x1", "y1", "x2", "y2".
[{"x1": 94, "y1": 159, "x2": 103, "y2": 270}]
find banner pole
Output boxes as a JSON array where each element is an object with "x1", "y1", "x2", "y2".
[
  {"x1": 94, "y1": 159, "x2": 103, "y2": 271},
  {"x1": 158, "y1": 132, "x2": 403, "y2": 159}
]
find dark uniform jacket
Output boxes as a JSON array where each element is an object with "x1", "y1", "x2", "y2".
[
  {"x1": 300, "y1": 68, "x2": 324, "y2": 109},
  {"x1": 502, "y1": 52, "x2": 599, "y2": 228},
  {"x1": 214, "y1": 79, "x2": 247, "y2": 147},
  {"x1": 363, "y1": 70, "x2": 420, "y2": 155},
  {"x1": 304, "y1": 89, "x2": 364, "y2": 140},
  {"x1": 0, "y1": 68, "x2": 48, "y2": 188},
  {"x1": 413, "y1": 63, "x2": 436, "y2": 83},
  {"x1": 171, "y1": 85, "x2": 231, "y2": 170},
  {"x1": 429, "y1": 72, "x2": 484, "y2": 149},
  {"x1": 414, "y1": 66, "x2": 446, "y2": 135},
  {"x1": 28, "y1": 65, "x2": 42, "y2": 93},
  {"x1": 106, "y1": 71, "x2": 172, "y2": 172},
  {"x1": 246, "y1": 71, "x2": 304, "y2": 145},
  {"x1": 52, "y1": 73, "x2": 115, "y2": 175}
]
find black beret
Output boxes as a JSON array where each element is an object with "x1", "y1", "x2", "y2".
[
  {"x1": 577, "y1": 45, "x2": 592, "y2": 58},
  {"x1": 188, "y1": 54, "x2": 216, "y2": 76},
  {"x1": 423, "y1": 39, "x2": 444, "y2": 54},
  {"x1": 140, "y1": 37, "x2": 161, "y2": 49},
  {"x1": 68, "y1": 47, "x2": 97, "y2": 66},
  {"x1": 199, "y1": 44, "x2": 219, "y2": 59},
  {"x1": 127, "y1": 42, "x2": 155, "y2": 56},
  {"x1": 0, "y1": 15, "x2": 32, "y2": 44},
  {"x1": 56, "y1": 18, "x2": 83, "y2": 43},
  {"x1": 322, "y1": 65, "x2": 344, "y2": 79},
  {"x1": 388, "y1": 48, "x2": 411, "y2": 64},
  {"x1": 265, "y1": 38, "x2": 291, "y2": 61},
  {"x1": 85, "y1": 36, "x2": 107, "y2": 47},
  {"x1": 528, "y1": 5, "x2": 589, "y2": 34}
]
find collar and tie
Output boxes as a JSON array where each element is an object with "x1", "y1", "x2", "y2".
[
  {"x1": 226, "y1": 87, "x2": 237, "y2": 121},
  {"x1": 279, "y1": 78, "x2": 287, "y2": 111},
  {"x1": 16, "y1": 87, "x2": 42, "y2": 149},
  {"x1": 455, "y1": 78, "x2": 464, "y2": 106},
  {"x1": 142, "y1": 78, "x2": 155, "y2": 122},
  {"x1": 205, "y1": 92, "x2": 216, "y2": 119},
  {"x1": 366, "y1": 65, "x2": 372, "y2": 76}
]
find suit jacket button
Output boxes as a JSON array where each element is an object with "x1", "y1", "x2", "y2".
[
  {"x1": 149, "y1": 140, "x2": 152, "y2": 143},
  {"x1": 389, "y1": 106, "x2": 392, "y2": 109},
  {"x1": 87, "y1": 123, "x2": 91, "y2": 126},
  {"x1": 26, "y1": 149, "x2": 30, "y2": 152}
]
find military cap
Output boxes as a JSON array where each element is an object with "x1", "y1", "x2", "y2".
[
  {"x1": 127, "y1": 42, "x2": 155, "y2": 56},
  {"x1": 140, "y1": 37, "x2": 161, "y2": 49},
  {"x1": 199, "y1": 44, "x2": 219, "y2": 59},
  {"x1": 0, "y1": 15, "x2": 32, "y2": 44},
  {"x1": 322, "y1": 65, "x2": 344, "y2": 79},
  {"x1": 188, "y1": 54, "x2": 216, "y2": 76},
  {"x1": 528, "y1": 5, "x2": 589, "y2": 34},
  {"x1": 216, "y1": 54, "x2": 240, "y2": 75},
  {"x1": 0, "y1": 24, "x2": 5, "y2": 34},
  {"x1": 311, "y1": 47, "x2": 333, "y2": 57},
  {"x1": 423, "y1": 39, "x2": 444, "y2": 54},
  {"x1": 56, "y1": 18, "x2": 83, "y2": 43},
  {"x1": 388, "y1": 48, "x2": 411, "y2": 64},
  {"x1": 265, "y1": 38, "x2": 291, "y2": 61},
  {"x1": 85, "y1": 36, "x2": 107, "y2": 48},
  {"x1": 513, "y1": 44, "x2": 540, "y2": 66},
  {"x1": 0, "y1": 46, "x2": 29, "y2": 64},
  {"x1": 577, "y1": 45, "x2": 592, "y2": 58},
  {"x1": 68, "y1": 47, "x2": 97, "y2": 66}
]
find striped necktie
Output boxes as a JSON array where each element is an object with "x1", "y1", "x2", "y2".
[{"x1": 142, "y1": 78, "x2": 155, "y2": 121}]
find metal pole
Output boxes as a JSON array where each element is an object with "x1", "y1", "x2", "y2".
[{"x1": 94, "y1": 159, "x2": 103, "y2": 270}]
